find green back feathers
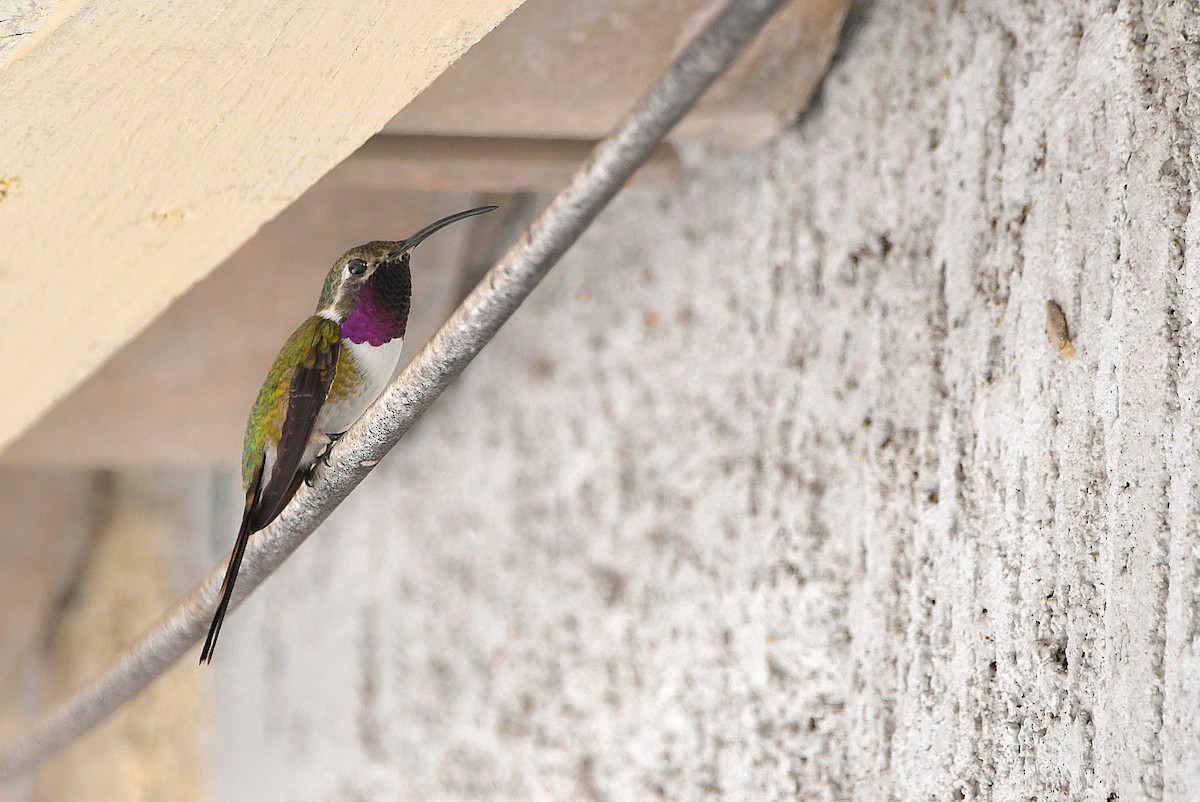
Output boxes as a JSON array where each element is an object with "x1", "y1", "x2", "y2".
[{"x1": 241, "y1": 316, "x2": 342, "y2": 489}]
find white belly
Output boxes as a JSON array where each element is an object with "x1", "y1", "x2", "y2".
[
  {"x1": 258, "y1": 336, "x2": 405, "y2": 492},
  {"x1": 316, "y1": 336, "x2": 405, "y2": 439}
]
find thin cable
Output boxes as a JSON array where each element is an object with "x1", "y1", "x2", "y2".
[{"x1": 0, "y1": 0, "x2": 789, "y2": 782}]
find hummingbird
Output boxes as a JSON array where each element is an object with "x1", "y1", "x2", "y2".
[{"x1": 200, "y1": 205, "x2": 497, "y2": 664}]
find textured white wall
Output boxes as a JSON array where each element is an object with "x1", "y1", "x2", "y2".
[{"x1": 213, "y1": 2, "x2": 1200, "y2": 799}]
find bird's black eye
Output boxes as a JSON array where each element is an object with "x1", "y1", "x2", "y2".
[{"x1": 347, "y1": 259, "x2": 368, "y2": 276}]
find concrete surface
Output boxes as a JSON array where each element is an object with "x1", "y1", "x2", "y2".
[
  {"x1": 195, "y1": 0, "x2": 1200, "y2": 799},
  {"x1": 0, "y1": 471, "x2": 97, "y2": 707},
  {"x1": 0, "y1": 470, "x2": 97, "y2": 802},
  {"x1": 30, "y1": 473, "x2": 215, "y2": 802}
]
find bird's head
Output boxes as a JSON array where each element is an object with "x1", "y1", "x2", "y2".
[{"x1": 317, "y1": 205, "x2": 497, "y2": 320}]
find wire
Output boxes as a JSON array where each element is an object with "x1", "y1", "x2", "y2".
[{"x1": 0, "y1": 0, "x2": 789, "y2": 782}]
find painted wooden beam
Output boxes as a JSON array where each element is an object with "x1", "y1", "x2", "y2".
[
  {"x1": 385, "y1": 0, "x2": 850, "y2": 147},
  {"x1": 328, "y1": 135, "x2": 682, "y2": 193},
  {"x1": 0, "y1": 0, "x2": 526, "y2": 452}
]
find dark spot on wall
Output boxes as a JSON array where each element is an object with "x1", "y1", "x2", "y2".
[
  {"x1": 591, "y1": 565, "x2": 627, "y2": 607},
  {"x1": 528, "y1": 357, "x2": 555, "y2": 379}
]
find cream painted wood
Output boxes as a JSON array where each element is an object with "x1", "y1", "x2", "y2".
[{"x1": 0, "y1": 0, "x2": 525, "y2": 451}]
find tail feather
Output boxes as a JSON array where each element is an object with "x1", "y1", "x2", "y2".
[
  {"x1": 201, "y1": 459, "x2": 264, "y2": 665},
  {"x1": 200, "y1": 506, "x2": 254, "y2": 664}
]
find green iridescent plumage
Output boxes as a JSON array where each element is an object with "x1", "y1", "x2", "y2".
[{"x1": 240, "y1": 316, "x2": 342, "y2": 489}]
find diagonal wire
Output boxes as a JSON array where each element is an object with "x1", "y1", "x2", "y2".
[{"x1": 0, "y1": 0, "x2": 789, "y2": 782}]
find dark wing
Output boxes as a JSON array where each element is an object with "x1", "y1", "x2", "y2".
[
  {"x1": 200, "y1": 456, "x2": 264, "y2": 664},
  {"x1": 251, "y1": 323, "x2": 340, "y2": 531},
  {"x1": 200, "y1": 320, "x2": 339, "y2": 665}
]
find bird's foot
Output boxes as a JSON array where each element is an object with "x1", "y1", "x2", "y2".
[
  {"x1": 305, "y1": 432, "x2": 348, "y2": 487},
  {"x1": 304, "y1": 462, "x2": 320, "y2": 488},
  {"x1": 319, "y1": 432, "x2": 345, "y2": 468}
]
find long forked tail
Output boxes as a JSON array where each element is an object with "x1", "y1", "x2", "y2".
[
  {"x1": 200, "y1": 506, "x2": 254, "y2": 664},
  {"x1": 201, "y1": 464, "x2": 263, "y2": 665}
]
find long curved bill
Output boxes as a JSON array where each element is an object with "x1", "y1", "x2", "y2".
[{"x1": 396, "y1": 205, "x2": 498, "y2": 255}]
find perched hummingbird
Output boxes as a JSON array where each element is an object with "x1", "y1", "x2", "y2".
[{"x1": 201, "y1": 205, "x2": 497, "y2": 664}]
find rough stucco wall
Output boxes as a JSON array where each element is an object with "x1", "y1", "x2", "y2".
[
  {"x1": 33, "y1": 473, "x2": 214, "y2": 802},
  {"x1": 213, "y1": 2, "x2": 1200, "y2": 799}
]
